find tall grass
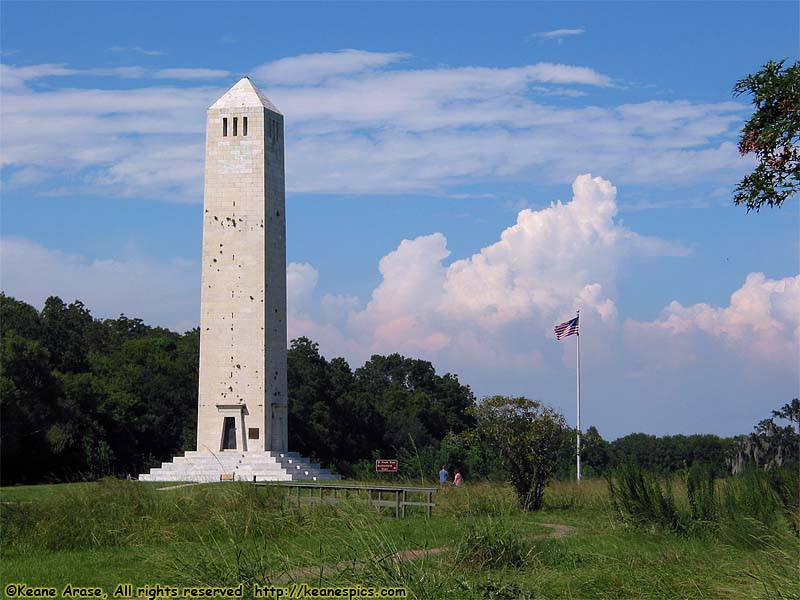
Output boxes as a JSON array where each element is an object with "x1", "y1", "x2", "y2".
[
  {"x1": 0, "y1": 479, "x2": 302, "y2": 552},
  {"x1": 542, "y1": 478, "x2": 610, "y2": 512},
  {"x1": 607, "y1": 463, "x2": 687, "y2": 532},
  {"x1": 170, "y1": 494, "x2": 383, "y2": 587},
  {"x1": 743, "y1": 527, "x2": 800, "y2": 600},
  {"x1": 4, "y1": 476, "x2": 797, "y2": 598},
  {"x1": 716, "y1": 468, "x2": 799, "y2": 549},
  {"x1": 161, "y1": 483, "x2": 538, "y2": 597},
  {"x1": 324, "y1": 510, "x2": 446, "y2": 600},
  {"x1": 608, "y1": 463, "x2": 799, "y2": 548},
  {"x1": 686, "y1": 462, "x2": 716, "y2": 523},
  {"x1": 435, "y1": 482, "x2": 519, "y2": 518},
  {"x1": 453, "y1": 518, "x2": 534, "y2": 569}
]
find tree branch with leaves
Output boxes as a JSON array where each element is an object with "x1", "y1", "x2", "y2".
[{"x1": 733, "y1": 59, "x2": 800, "y2": 211}]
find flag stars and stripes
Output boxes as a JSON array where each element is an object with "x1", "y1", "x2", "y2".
[{"x1": 554, "y1": 316, "x2": 579, "y2": 340}]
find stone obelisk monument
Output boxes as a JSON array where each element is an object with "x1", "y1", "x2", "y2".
[
  {"x1": 197, "y1": 77, "x2": 288, "y2": 454},
  {"x1": 140, "y1": 78, "x2": 337, "y2": 482}
]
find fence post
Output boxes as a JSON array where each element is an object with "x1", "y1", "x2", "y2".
[
  {"x1": 395, "y1": 489, "x2": 400, "y2": 518},
  {"x1": 401, "y1": 489, "x2": 407, "y2": 518}
]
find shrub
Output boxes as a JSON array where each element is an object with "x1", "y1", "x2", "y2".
[{"x1": 467, "y1": 396, "x2": 569, "y2": 511}]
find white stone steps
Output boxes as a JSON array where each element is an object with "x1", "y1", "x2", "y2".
[{"x1": 139, "y1": 451, "x2": 340, "y2": 482}]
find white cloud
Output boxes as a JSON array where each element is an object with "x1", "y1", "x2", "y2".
[
  {"x1": 0, "y1": 240, "x2": 340, "y2": 337},
  {"x1": 110, "y1": 46, "x2": 165, "y2": 57},
  {"x1": 531, "y1": 28, "x2": 586, "y2": 41},
  {"x1": 286, "y1": 262, "x2": 318, "y2": 312},
  {"x1": 0, "y1": 80, "x2": 218, "y2": 200},
  {"x1": 439, "y1": 175, "x2": 685, "y2": 326},
  {"x1": 626, "y1": 272, "x2": 800, "y2": 367},
  {"x1": 0, "y1": 174, "x2": 693, "y2": 355},
  {"x1": 0, "y1": 63, "x2": 77, "y2": 89},
  {"x1": 277, "y1": 175, "x2": 797, "y2": 435},
  {"x1": 0, "y1": 54, "x2": 749, "y2": 201},
  {"x1": 5, "y1": 166, "x2": 49, "y2": 186},
  {"x1": 0, "y1": 63, "x2": 228, "y2": 87},
  {"x1": 3, "y1": 172, "x2": 796, "y2": 436},
  {"x1": 253, "y1": 49, "x2": 409, "y2": 85},
  {"x1": 288, "y1": 175, "x2": 687, "y2": 367},
  {"x1": 87, "y1": 66, "x2": 150, "y2": 79},
  {"x1": 155, "y1": 68, "x2": 231, "y2": 80},
  {"x1": 0, "y1": 238, "x2": 200, "y2": 333}
]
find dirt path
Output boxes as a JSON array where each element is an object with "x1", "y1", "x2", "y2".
[
  {"x1": 155, "y1": 482, "x2": 204, "y2": 491},
  {"x1": 270, "y1": 521, "x2": 576, "y2": 584},
  {"x1": 271, "y1": 547, "x2": 448, "y2": 585},
  {"x1": 535, "y1": 522, "x2": 577, "y2": 539}
]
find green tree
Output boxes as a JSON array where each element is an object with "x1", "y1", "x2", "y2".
[
  {"x1": 89, "y1": 332, "x2": 198, "y2": 475},
  {"x1": 440, "y1": 430, "x2": 504, "y2": 482},
  {"x1": 39, "y1": 296, "x2": 94, "y2": 373},
  {"x1": 469, "y1": 396, "x2": 568, "y2": 510},
  {"x1": 0, "y1": 293, "x2": 43, "y2": 340},
  {"x1": 610, "y1": 432, "x2": 660, "y2": 471},
  {"x1": 0, "y1": 332, "x2": 61, "y2": 483},
  {"x1": 582, "y1": 425, "x2": 611, "y2": 474},
  {"x1": 733, "y1": 59, "x2": 800, "y2": 211},
  {"x1": 49, "y1": 371, "x2": 109, "y2": 477},
  {"x1": 728, "y1": 399, "x2": 800, "y2": 474},
  {"x1": 353, "y1": 353, "x2": 475, "y2": 454},
  {"x1": 772, "y1": 398, "x2": 799, "y2": 433},
  {"x1": 287, "y1": 337, "x2": 339, "y2": 462}
]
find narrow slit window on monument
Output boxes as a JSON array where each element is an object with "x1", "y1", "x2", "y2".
[
  {"x1": 222, "y1": 118, "x2": 228, "y2": 136},
  {"x1": 233, "y1": 117, "x2": 238, "y2": 136},
  {"x1": 243, "y1": 117, "x2": 248, "y2": 136}
]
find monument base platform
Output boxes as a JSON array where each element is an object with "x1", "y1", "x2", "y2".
[{"x1": 139, "y1": 451, "x2": 341, "y2": 482}]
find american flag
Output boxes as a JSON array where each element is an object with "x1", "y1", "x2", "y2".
[{"x1": 554, "y1": 316, "x2": 579, "y2": 340}]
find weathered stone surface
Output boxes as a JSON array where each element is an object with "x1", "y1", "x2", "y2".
[
  {"x1": 140, "y1": 78, "x2": 336, "y2": 483},
  {"x1": 197, "y1": 76, "x2": 287, "y2": 454}
]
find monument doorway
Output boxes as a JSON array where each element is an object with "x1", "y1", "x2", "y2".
[
  {"x1": 221, "y1": 417, "x2": 237, "y2": 450},
  {"x1": 216, "y1": 404, "x2": 248, "y2": 451}
]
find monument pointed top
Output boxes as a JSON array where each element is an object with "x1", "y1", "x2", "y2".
[{"x1": 210, "y1": 76, "x2": 281, "y2": 113}]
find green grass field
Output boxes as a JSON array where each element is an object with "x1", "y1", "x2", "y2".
[{"x1": 1, "y1": 478, "x2": 797, "y2": 599}]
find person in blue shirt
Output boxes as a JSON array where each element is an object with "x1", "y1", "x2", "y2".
[{"x1": 439, "y1": 465, "x2": 449, "y2": 486}]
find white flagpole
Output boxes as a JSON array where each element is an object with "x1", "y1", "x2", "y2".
[{"x1": 576, "y1": 310, "x2": 582, "y2": 483}]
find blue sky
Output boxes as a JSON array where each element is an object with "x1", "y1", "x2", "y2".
[{"x1": 1, "y1": 1, "x2": 798, "y2": 440}]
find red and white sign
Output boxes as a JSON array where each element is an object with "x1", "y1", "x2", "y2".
[{"x1": 375, "y1": 459, "x2": 399, "y2": 473}]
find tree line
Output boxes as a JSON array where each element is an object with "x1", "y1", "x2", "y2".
[{"x1": 0, "y1": 294, "x2": 794, "y2": 486}]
